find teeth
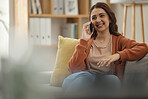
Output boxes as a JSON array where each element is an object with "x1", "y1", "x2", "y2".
[{"x1": 96, "y1": 24, "x2": 103, "y2": 27}]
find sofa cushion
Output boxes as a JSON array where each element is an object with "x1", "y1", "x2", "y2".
[
  {"x1": 123, "y1": 54, "x2": 148, "y2": 87},
  {"x1": 50, "y1": 36, "x2": 79, "y2": 87}
]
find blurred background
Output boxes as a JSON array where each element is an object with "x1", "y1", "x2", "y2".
[{"x1": 0, "y1": 0, "x2": 148, "y2": 99}]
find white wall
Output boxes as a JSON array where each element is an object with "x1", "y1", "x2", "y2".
[
  {"x1": 0, "y1": 0, "x2": 9, "y2": 57},
  {"x1": 111, "y1": 4, "x2": 148, "y2": 44}
]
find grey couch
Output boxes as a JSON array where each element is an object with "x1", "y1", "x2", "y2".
[
  {"x1": 124, "y1": 54, "x2": 148, "y2": 84},
  {"x1": 1, "y1": 45, "x2": 148, "y2": 99}
]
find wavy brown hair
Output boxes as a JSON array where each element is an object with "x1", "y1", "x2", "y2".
[{"x1": 89, "y1": 2, "x2": 121, "y2": 38}]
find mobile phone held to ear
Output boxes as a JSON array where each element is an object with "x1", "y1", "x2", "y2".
[{"x1": 89, "y1": 22, "x2": 94, "y2": 34}]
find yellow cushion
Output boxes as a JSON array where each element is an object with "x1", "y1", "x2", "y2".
[{"x1": 50, "y1": 36, "x2": 79, "y2": 87}]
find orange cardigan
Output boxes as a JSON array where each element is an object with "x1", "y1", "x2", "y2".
[{"x1": 68, "y1": 35, "x2": 148, "y2": 80}]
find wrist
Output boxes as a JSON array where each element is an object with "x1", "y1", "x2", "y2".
[{"x1": 116, "y1": 53, "x2": 120, "y2": 60}]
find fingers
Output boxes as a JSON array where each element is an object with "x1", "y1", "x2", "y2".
[
  {"x1": 83, "y1": 22, "x2": 91, "y2": 34},
  {"x1": 96, "y1": 54, "x2": 120, "y2": 68},
  {"x1": 83, "y1": 21, "x2": 91, "y2": 29},
  {"x1": 97, "y1": 61, "x2": 104, "y2": 67},
  {"x1": 97, "y1": 57, "x2": 112, "y2": 67},
  {"x1": 82, "y1": 21, "x2": 93, "y2": 40},
  {"x1": 97, "y1": 60, "x2": 107, "y2": 67},
  {"x1": 97, "y1": 60, "x2": 110, "y2": 67},
  {"x1": 105, "y1": 60, "x2": 112, "y2": 66}
]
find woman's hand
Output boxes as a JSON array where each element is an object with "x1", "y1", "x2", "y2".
[
  {"x1": 97, "y1": 53, "x2": 120, "y2": 67},
  {"x1": 81, "y1": 22, "x2": 94, "y2": 41}
]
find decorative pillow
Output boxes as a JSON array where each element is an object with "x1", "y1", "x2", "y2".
[{"x1": 50, "y1": 36, "x2": 79, "y2": 87}]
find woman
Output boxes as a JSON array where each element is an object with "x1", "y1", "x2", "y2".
[{"x1": 62, "y1": 2, "x2": 148, "y2": 93}]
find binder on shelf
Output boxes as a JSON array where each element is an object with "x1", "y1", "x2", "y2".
[
  {"x1": 35, "y1": 0, "x2": 42, "y2": 14},
  {"x1": 62, "y1": 23, "x2": 77, "y2": 39},
  {"x1": 40, "y1": 18, "x2": 51, "y2": 45},
  {"x1": 29, "y1": 18, "x2": 35, "y2": 45},
  {"x1": 40, "y1": 18, "x2": 46, "y2": 45},
  {"x1": 30, "y1": 18, "x2": 51, "y2": 45},
  {"x1": 29, "y1": 0, "x2": 33, "y2": 14},
  {"x1": 74, "y1": 23, "x2": 78, "y2": 39},
  {"x1": 29, "y1": 18, "x2": 41, "y2": 45},
  {"x1": 58, "y1": 0, "x2": 64, "y2": 14},
  {"x1": 34, "y1": 18, "x2": 41, "y2": 45},
  {"x1": 53, "y1": 0, "x2": 58, "y2": 14},
  {"x1": 30, "y1": 0, "x2": 37, "y2": 14},
  {"x1": 45, "y1": 18, "x2": 52, "y2": 45}
]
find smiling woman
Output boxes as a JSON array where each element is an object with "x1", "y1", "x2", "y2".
[
  {"x1": 62, "y1": 2, "x2": 148, "y2": 95},
  {"x1": 90, "y1": 8, "x2": 110, "y2": 34}
]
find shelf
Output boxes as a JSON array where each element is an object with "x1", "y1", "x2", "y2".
[
  {"x1": 28, "y1": 0, "x2": 90, "y2": 43},
  {"x1": 29, "y1": 14, "x2": 89, "y2": 18}
]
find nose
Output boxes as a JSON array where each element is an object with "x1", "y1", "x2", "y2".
[{"x1": 96, "y1": 17, "x2": 101, "y2": 22}]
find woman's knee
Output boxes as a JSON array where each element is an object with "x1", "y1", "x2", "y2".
[
  {"x1": 62, "y1": 71, "x2": 95, "y2": 90},
  {"x1": 104, "y1": 75, "x2": 121, "y2": 87},
  {"x1": 63, "y1": 71, "x2": 95, "y2": 82},
  {"x1": 109, "y1": 75, "x2": 120, "y2": 84}
]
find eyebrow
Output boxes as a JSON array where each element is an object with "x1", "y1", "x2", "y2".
[{"x1": 91, "y1": 13, "x2": 106, "y2": 17}]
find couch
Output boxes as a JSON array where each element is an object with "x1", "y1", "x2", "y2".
[
  {"x1": 37, "y1": 44, "x2": 148, "y2": 98},
  {"x1": 1, "y1": 36, "x2": 148, "y2": 99}
]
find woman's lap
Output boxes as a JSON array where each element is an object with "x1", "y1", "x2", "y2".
[{"x1": 62, "y1": 71, "x2": 120, "y2": 92}]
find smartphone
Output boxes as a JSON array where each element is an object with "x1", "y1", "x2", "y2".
[{"x1": 89, "y1": 22, "x2": 94, "y2": 34}]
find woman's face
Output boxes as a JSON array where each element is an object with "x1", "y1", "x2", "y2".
[{"x1": 90, "y1": 8, "x2": 110, "y2": 33}]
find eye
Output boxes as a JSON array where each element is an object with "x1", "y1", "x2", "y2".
[
  {"x1": 92, "y1": 16, "x2": 97, "y2": 20},
  {"x1": 100, "y1": 14, "x2": 105, "y2": 17}
]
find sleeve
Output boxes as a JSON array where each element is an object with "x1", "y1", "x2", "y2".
[
  {"x1": 117, "y1": 36, "x2": 148, "y2": 61},
  {"x1": 68, "y1": 39, "x2": 88, "y2": 73}
]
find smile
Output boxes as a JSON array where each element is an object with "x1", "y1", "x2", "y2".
[{"x1": 96, "y1": 23, "x2": 104, "y2": 28}]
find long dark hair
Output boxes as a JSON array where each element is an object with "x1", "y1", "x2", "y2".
[{"x1": 89, "y1": 2, "x2": 121, "y2": 39}]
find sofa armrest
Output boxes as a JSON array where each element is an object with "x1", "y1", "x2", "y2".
[
  {"x1": 123, "y1": 54, "x2": 148, "y2": 87},
  {"x1": 37, "y1": 71, "x2": 53, "y2": 84}
]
